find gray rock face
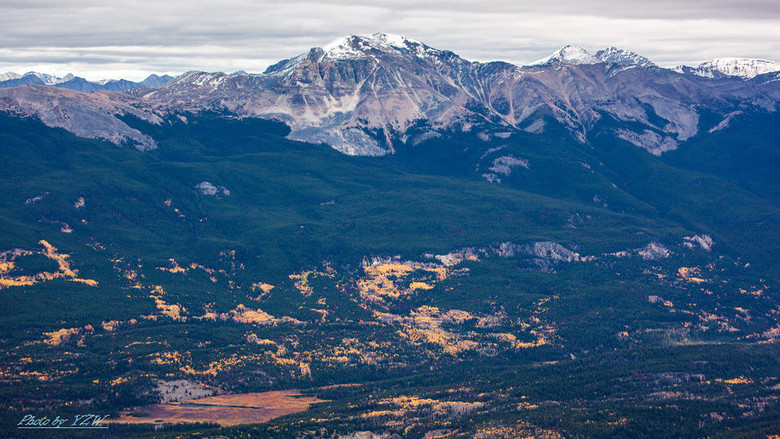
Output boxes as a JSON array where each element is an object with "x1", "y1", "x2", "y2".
[
  {"x1": 496, "y1": 241, "x2": 582, "y2": 261},
  {"x1": 495, "y1": 241, "x2": 590, "y2": 271},
  {"x1": 525, "y1": 241, "x2": 581, "y2": 262},
  {"x1": 637, "y1": 242, "x2": 672, "y2": 260},
  {"x1": 482, "y1": 155, "x2": 529, "y2": 184},
  {"x1": 2, "y1": 34, "x2": 780, "y2": 155},
  {"x1": 615, "y1": 129, "x2": 679, "y2": 156},
  {"x1": 683, "y1": 235, "x2": 714, "y2": 251},
  {"x1": 195, "y1": 181, "x2": 230, "y2": 196},
  {"x1": 489, "y1": 156, "x2": 529, "y2": 175},
  {"x1": 195, "y1": 181, "x2": 218, "y2": 195}
]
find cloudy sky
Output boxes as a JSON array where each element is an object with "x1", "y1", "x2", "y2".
[{"x1": 2, "y1": 0, "x2": 779, "y2": 80}]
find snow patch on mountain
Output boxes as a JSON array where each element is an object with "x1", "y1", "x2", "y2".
[
  {"x1": 595, "y1": 47, "x2": 655, "y2": 68},
  {"x1": 531, "y1": 46, "x2": 600, "y2": 66}
]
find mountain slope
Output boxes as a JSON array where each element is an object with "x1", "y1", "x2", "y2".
[{"x1": 0, "y1": 85, "x2": 160, "y2": 149}]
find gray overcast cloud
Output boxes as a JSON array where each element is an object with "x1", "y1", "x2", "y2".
[{"x1": 1, "y1": 0, "x2": 779, "y2": 80}]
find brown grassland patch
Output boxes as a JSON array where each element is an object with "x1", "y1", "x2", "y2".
[{"x1": 106, "y1": 390, "x2": 325, "y2": 427}]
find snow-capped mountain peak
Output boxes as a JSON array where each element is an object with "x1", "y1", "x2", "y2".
[
  {"x1": 319, "y1": 32, "x2": 435, "y2": 60},
  {"x1": 368, "y1": 32, "x2": 424, "y2": 49},
  {"x1": 0, "y1": 72, "x2": 22, "y2": 82},
  {"x1": 18, "y1": 72, "x2": 77, "y2": 85},
  {"x1": 595, "y1": 47, "x2": 655, "y2": 68},
  {"x1": 23, "y1": 71, "x2": 62, "y2": 85},
  {"x1": 689, "y1": 58, "x2": 780, "y2": 79},
  {"x1": 262, "y1": 32, "x2": 447, "y2": 75},
  {"x1": 531, "y1": 45, "x2": 600, "y2": 66},
  {"x1": 321, "y1": 35, "x2": 370, "y2": 59}
]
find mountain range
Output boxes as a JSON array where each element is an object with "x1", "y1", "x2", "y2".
[
  {"x1": 0, "y1": 71, "x2": 174, "y2": 92},
  {"x1": 1, "y1": 32, "x2": 779, "y2": 156}
]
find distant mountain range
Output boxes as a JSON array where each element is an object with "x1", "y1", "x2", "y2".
[
  {"x1": 0, "y1": 71, "x2": 174, "y2": 92},
  {"x1": 1, "y1": 33, "x2": 779, "y2": 155},
  {"x1": 673, "y1": 57, "x2": 780, "y2": 79}
]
